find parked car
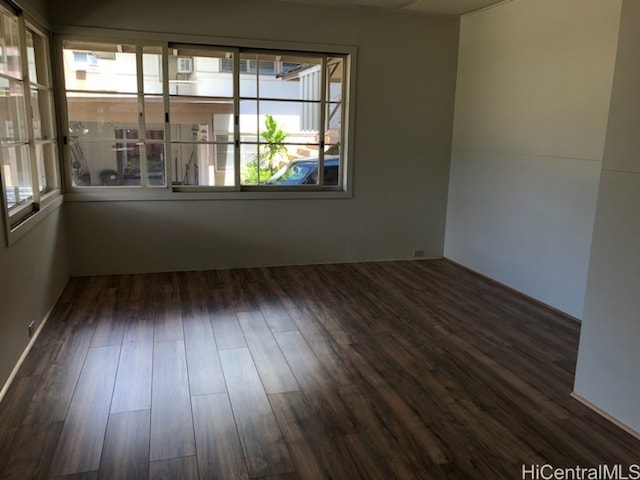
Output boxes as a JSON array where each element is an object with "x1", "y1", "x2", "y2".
[{"x1": 266, "y1": 155, "x2": 339, "y2": 185}]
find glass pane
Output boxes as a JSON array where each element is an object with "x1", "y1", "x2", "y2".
[
  {"x1": 26, "y1": 30, "x2": 37, "y2": 82},
  {"x1": 240, "y1": 52, "x2": 322, "y2": 101},
  {"x1": 36, "y1": 142, "x2": 60, "y2": 193},
  {"x1": 2, "y1": 145, "x2": 32, "y2": 209},
  {"x1": 63, "y1": 41, "x2": 137, "y2": 93},
  {"x1": 326, "y1": 102, "x2": 341, "y2": 134},
  {"x1": 239, "y1": 100, "x2": 320, "y2": 146},
  {"x1": 144, "y1": 95, "x2": 165, "y2": 130},
  {"x1": 109, "y1": 130, "x2": 165, "y2": 186},
  {"x1": 67, "y1": 93, "x2": 139, "y2": 140},
  {"x1": 0, "y1": 13, "x2": 21, "y2": 79},
  {"x1": 169, "y1": 97, "x2": 234, "y2": 141},
  {"x1": 32, "y1": 88, "x2": 55, "y2": 140},
  {"x1": 260, "y1": 100, "x2": 320, "y2": 143},
  {"x1": 240, "y1": 143, "x2": 269, "y2": 185},
  {"x1": 327, "y1": 57, "x2": 344, "y2": 102},
  {"x1": 213, "y1": 141, "x2": 234, "y2": 178},
  {"x1": 26, "y1": 28, "x2": 51, "y2": 86},
  {"x1": 266, "y1": 150, "x2": 339, "y2": 187},
  {"x1": 145, "y1": 141, "x2": 165, "y2": 186},
  {"x1": 168, "y1": 48, "x2": 234, "y2": 97},
  {"x1": 70, "y1": 140, "x2": 139, "y2": 187},
  {"x1": 262, "y1": 54, "x2": 321, "y2": 101},
  {"x1": 0, "y1": 80, "x2": 28, "y2": 142},
  {"x1": 239, "y1": 99, "x2": 258, "y2": 138},
  {"x1": 170, "y1": 141, "x2": 234, "y2": 187},
  {"x1": 143, "y1": 46, "x2": 162, "y2": 94}
]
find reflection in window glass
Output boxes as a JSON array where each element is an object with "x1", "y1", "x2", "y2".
[
  {"x1": 63, "y1": 42, "x2": 137, "y2": 93},
  {"x1": 63, "y1": 41, "x2": 166, "y2": 187},
  {"x1": 168, "y1": 48, "x2": 235, "y2": 187},
  {"x1": 168, "y1": 48, "x2": 234, "y2": 97},
  {"x1": 0, "y1": 81, "x2": 28, "y2": 142},
  {"x1": 143, "y1": 46, "x2": 162, "y2": 94},
  {"x1": 0, "y1": 13, "x2": 21, "y2": 79},
  {"x1": 2, "y1": 145, "x2": 33, "y2": 209}
]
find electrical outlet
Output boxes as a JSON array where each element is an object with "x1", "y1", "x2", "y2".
[
  {"x1": 28, "y1": 321, "x2": 36, "y2": 338},
  {"x1": 412, "y1": 249, "x2": 425, "y2": 258}
]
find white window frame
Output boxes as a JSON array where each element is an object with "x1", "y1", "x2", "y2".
[
  {"x1": 0, "y1": 4, "x2": 62, "y2": 245},
  {"x1": 55, "y1": 29, "x2": 356, "y2": 202}
]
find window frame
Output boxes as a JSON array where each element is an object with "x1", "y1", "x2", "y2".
[
  {"x1": 55, "y1": 29, "x2": 355, "y2": 201},
  {"x1": 0, "y1": 4, "x2": 62, "y2": 245}
]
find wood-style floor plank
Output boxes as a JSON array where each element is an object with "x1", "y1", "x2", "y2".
[
  {"x1": 268, "y1": 391, "x2": 340, "y2": 480},
  {"x1": 210, "y1": 312, "x2": 247, "y2": 350},
  {"x1": 219, "y1": 348, "x2": 294, "y2": 478},
  {"x1": 274, "y1": 330, "x2": 357, "y2": 436},
  {"x1": 192, "y1": 393, "x2": 249, "y2": 480},
  {"x1": 121, "y1": 274, "x2": 154, "y2": 344},
  {"x1": 149, "y1": 340, "x2": 196, "y2": 461},
  {"x1": 0, "y1": 421, "x2": 62, "y2": 480},
  {"x1": 237, "y1": 311, "x2": 299, "y2": 394},
  {"x1": 153, "y1": 278, "x2": 183, "y2": 342},
  {"x1": 181, "y1": 273, "x2": 227, "y2": 396},
  {"x1": 1, "y1": 259, "x2": 640, "y2": 479},
  {"x1": 22, "y1": 308, "x2": 98, "y2": 425},
  {"x1": 149, "y1": 456, "x2": 199, "y2": 480},
  {"x1": 90, "y1": 288, "x2": 123, "y2": 347},
  {"x1": 97, "y1": 410, "x2": 150, "y2": 480},
  {"x1": 49, "y1": 345, "x2": 120, "y2": 476},
  {"x1": 109, "y1": 340, "x2": 153, "y2": 413}
]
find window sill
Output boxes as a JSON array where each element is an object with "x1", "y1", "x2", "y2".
[
  {"x1": 6, "y1": 194, "x2": 64, "y2": 246},
  {"x1": 63, "y1": 188, "x2": 352, "y2": 202}
]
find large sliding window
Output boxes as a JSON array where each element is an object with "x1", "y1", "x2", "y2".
[
  {"x1": 63, "y1": 42, "x2": 166, "y2": 187},
  {"x1": 60, "y1": 38, "x2": 351, "y2": 193},
  {"x1": 0, "y1": 4, "x2": 59, "y2": 237}
]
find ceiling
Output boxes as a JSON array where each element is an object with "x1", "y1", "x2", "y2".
[{"x1": 273, "y1": 0, "x2": 507, "y2": 15}]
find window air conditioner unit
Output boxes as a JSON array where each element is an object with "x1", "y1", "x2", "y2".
[{"x1": 177, "y1": 56, "x2": 194, "y2": 74}]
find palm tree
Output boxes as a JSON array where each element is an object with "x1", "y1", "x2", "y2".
[
  {"x1": 244, "y1": 115, "x2": 288, "y2": 184},
  {"x1": 260, "y1": 114, "x2": 288, "y2": 175}
]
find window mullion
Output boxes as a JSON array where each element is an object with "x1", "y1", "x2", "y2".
[
  {"x1": 339, "y1": 55, "x2": 348, "y2": 189},
  {"x1": 18, "y1": 15, "x2": 40, "y2": 208},
  {"x1": 162, "y1": 44, "x2": 172, "y2": 188},
  {"x1": 233, "y1": 49, "x2": 241, "y2": 190},
  {"x1": 318, "y1": 55, "x2": 328, "y2": 187},
  {"x1": 136, "y1": 45, "x2": 148, "y2": 187}
]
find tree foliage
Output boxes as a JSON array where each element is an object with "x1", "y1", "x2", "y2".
[{"x1": 243, "y1": 115, "x2": 288, "y2": 184}]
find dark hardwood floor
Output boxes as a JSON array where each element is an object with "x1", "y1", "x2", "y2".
[{"x1": 0, "y1": 259, "x2": 638, "y2": 479}]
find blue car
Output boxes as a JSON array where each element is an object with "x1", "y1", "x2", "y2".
[{"x1": 266, "y1": 155, "x2": 339, "y2": 185}]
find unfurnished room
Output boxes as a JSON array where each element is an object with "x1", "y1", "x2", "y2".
[{"x1": 1, "y1": 0, "x2": 639, "y2": 478}]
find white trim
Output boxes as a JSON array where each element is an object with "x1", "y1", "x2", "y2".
[
  {"x1": 52, "y1": 25, "x2": 357, "y2": 57},
  {"x1": 63, "y1": 189, "x2": 351, "y2": 202},
  {"x1": 0, "y1": 274, "x2": 70, "y2": 404},
  {"x1": 7, "y1": 194, "x2": 64, "y2": 245},
  {"x1": 570, "y1": 392, "x2": 640, "y2": 441},
  {"x1": 55, "y1": 30, "x2": 356, "y2": 197}
]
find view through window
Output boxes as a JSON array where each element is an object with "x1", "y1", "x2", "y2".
[
  {"x1": 62, "y1": 40, "x2": 349, "y2": 191},
  {"x1": 0, "y1": 6, "x2": 59, "y2": 231}
]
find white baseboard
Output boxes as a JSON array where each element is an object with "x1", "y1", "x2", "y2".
[
  {"x1": 570, "y1": 392, "x2": 640, "y2": 441},
  {"x1": 0, "y1": 276, "x2": 70, "y2": 404}
]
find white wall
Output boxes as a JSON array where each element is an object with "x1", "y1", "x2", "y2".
[
  {"x1": 574, "y1": 0, "x2": 640, "y2": 434},
  {"x1": 0, "y1": 207, "x2": 69, "y2": 389},
  {"x1": 0, "y1": 0, "x2": 69, "y2": 391},
  {"x1": 51, "y1": 0, "x2": 459, "y2": 275},
  {"x1": 445, "y1": 0, "x2": 621, "y2": 318}
]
